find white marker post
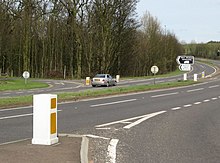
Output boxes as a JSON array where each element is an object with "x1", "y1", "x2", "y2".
[
  {"x1": 194, "y1": 74, "x2": 198, "y2": 81},
  {"x1": 183, "y1": 73, "x2": 187, "y2": 81},
  {"x1": 116, "y1": 75, "x2": 120, "y2": 83},
  {"x1": 32, "y1": 94, "x2": 59, "y2": 145}
]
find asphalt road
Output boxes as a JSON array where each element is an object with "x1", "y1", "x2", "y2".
[
  {"x1": 0, "y1": 61, "x2": 216, "y2": 98},
  {"x1": 0, "y1": 60, "x2": 220, "y2": 162}
]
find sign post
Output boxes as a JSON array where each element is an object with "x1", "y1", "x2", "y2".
[{"x1": 151, "y1": 66, "x2": 159, "y2": 84}]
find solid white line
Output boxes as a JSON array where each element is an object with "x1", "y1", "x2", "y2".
[
  {"x1": 194, "y1": 102, "x2": 202, "y2": 105},
  {"x1": 107, "y1": 139, "x2": 119, "y2": 163},
  {"x1": 0, "y1": 106, "x2": 32, "y2": 112},
  {"x1": 123, "y1": 111, "x2": 166, "y2": 129},
  {"x1": 90, "y1": 99, "x2": 137, "y2": 107},
  {"x1": 209, "y1": 85, "x2": 219, "y2": 89},
  {"x1": 171, "y1": 107, "x2": 181, "y2": 111},
  {"x1": 85, "y1": 134, "x2": 110, "y2": 140},
  {"x1": 187, "y1": 88, "x2": 204, "y2": 93},
  {"x1": 151, "y1": 92, "x2": 179, "y2": 98}
]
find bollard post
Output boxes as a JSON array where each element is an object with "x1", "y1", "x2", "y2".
[
  {"x1": 116, "y1": 75, "x2": 120, "y2": 83},
  {"x1": 183, "y1": 73, "x2": 187, "y2": 81},
  {"x1": 202, "y1": 71, "x2": 205, "y2": 78},
  {"x1": 32, "y1": 94, "x2": 59, "y2": 145},
  {"x1": 194, "y1": 74, "x2": 198, "y2": 81},
  {"x1": 86, "y1": 77, "x2": 90, "y2": 86}
]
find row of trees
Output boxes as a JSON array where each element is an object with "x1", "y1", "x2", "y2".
[
  {"x1": 183, "y1": 41, "x2": 220, "y2": 59},
  {"x1": 0, "y1": 0, "x2": 182, "y2": 79}
]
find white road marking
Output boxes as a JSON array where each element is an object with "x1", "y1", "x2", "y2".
[
  {"x1": 90, "y1": 99, "x2": 137, "y2": 108},
  {"x1": 123, "y1": 111, "x2": 166, "y2": 129},
  {"x1": 0, "y1": 138, "x2": 30, "y2": 146},
  {"x1": 212, "y1": 97, "x2": 218, "y2": 100},
  {"x1": 187, "y1": 88, "x2": 204, "y2": 93},
  {"x1": 96, "y1": 111, "x2": 166, "y2": 128},
  {"x1": 194, "y1": 102, "x2": 202, "y2": 105},
  {"x1": 85, "y1": 134, "x2": 110, "y2": 140},
  {"x1": 151, "y1": 92, "x2": 179, "y2": 98},
  {"x1": 203, "y1": 99, "x2": 210, "y2": 102},
  {"x1": 209, "y1": 85, "x2": 219, "y2": 89},
  {"x1": 0, "y1": 106, "x2": 32, "y2": 112},
  {"x1": 171, "y1": 107, "x2": 181, "y2": 111},
  {"x1": 0, "y1": 110, "x2": 62, "y2": 120},
  {"x1": 107, "y1": 139, "x2": 119, "y2": 163},
  {"x1": 183, "y1": 104, "x2": 192, "y2": 108}
]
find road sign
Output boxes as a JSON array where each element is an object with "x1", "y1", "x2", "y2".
[
  {"x1": 176, "y1": 56, "x2": 194, "y2": 65},
  {"x1": 179, "y1": 64, "x2": 191, "y2": 71},
  {"x1": 23, "y1": 71, "x2": 30, "y2": 79},
  {"x1": 151, "y1": 66, "x2": 159, "y2": 74}
]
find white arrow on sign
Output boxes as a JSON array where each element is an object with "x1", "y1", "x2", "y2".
[{"x1": 179, "y1": 64, "x2": 191, "y2": 71}]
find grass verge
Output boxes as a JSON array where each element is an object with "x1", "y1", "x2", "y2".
[{"x1": 0, "y1": 80, "x2": 197, "y2": 109}]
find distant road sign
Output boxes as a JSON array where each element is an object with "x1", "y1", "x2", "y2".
[
  {"x1": 179, "y1": 64, "x2": 191, "y2": 71},
  {"x1": 22, "y1": 71, "x2": 30, "y2": 79},
  {"x1": 151, "y1": 66, "x2": 159, "y2": 74},
  {"x1": 176, "y1": 56, "x2": 194, "y2": 65}
]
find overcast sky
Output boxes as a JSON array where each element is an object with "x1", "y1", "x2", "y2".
[{"x1": 136, "y1": 0, "x2": 220, "y2": 43}]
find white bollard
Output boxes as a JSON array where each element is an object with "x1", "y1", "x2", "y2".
[
  {"x1": 32, "y1": 94, "x2": 59, "y2": 145},
  {"x1": 86, "y1": 77, "x2": 90, "y2": 86},
  {"x1": 116, "y1": 75, "x2": 120, "y2": 83},
  {"x1": 183, "y1": 73, "x2": 187, "y2": 81},
  {"x1": 194, "y1": 74, "x2": 198, "y2": 81}
]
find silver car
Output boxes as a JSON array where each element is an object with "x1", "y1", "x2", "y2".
[{"x1": 91, "y1": 74, "x2": 117, "y2": 87}]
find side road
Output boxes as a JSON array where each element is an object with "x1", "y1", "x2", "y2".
[{"x1": 0, "y1": 134, "x2": 94, "y2": 163}]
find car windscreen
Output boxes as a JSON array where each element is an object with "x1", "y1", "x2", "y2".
[{"x1": 95, "y1": 74, "x2": 105, "y2": 78}]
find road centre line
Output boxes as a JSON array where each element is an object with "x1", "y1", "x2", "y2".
[
  {"x1": 209, "y1": 85, "x2": 219, "y2": 89},
  {"x1": 151, "y1": 92, "x2": 179, "y2": 98},
  {"x1": 183, "y1": 104, "x2": 192, "y2": 108},
  {"x1": 187, "y1": 88, "x2": 204, "y2": 92},
  {"x1": 171, "y1": 107, "x2": 181, "y2": 111},
  {"x1": 203, "y1": 99, "x2": 210, "y2": 102},
  {"x1": 90, "y1": 99, "x2": 137, "y2": 108},
  {"x1": 0, "y1": 110, "x2": 62, "y2": 120},
  {"x1": 194, "y1": 102, "x2": 202, "y2": 105}
]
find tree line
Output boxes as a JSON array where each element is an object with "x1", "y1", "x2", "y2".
[
  {"x1": 0, "y1": 0, "x2": 182, "y2": 79},
  {"x1": 183, "y1": 41, "x2": 220, "y2": 59}
]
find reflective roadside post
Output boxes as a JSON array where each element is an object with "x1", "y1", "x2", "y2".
[
  {"x1": 194, "y1": 74, "x2": 198, "y2": 81},
  {"x1": 116, "y1": 75, "x2": 120, "y2": 83},
  {"x1": 32, "y1": 94, "x2": 59, "y2": 145},
  {"x1": 86, "y1": 77, "x2": 90, "y2": 86},
  {"x1": 183, "y1": 73, "x2": 187, "y2": 81},
  {"x1": 202, "y1": 71, "x2": 205, "y2": 78}
]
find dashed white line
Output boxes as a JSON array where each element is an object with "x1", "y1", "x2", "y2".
[
  {"x1": 183, "y1": 104, "x2": 192, "y2": 108},
  {"x1": 203, "y1": 99, "x2": 210, "y2": 102},
  {"x1": 209, "y1": 85, "x2": 219, "y2": 89},
  {"x1": 211, "y1": 97, "x2": 218, "y2": 100},
  {"x1": 171, "y1": 107, "x2": 181, "y2": 111},
  {"x1": 151, "y1": 92, "x2": 179, "y2": 98},
  {"x1": 187, "y1": 88, "x2": 204, "y2": 93},
  {"x1": 194, "y1": 102, "x2": 202, "y2": 105},
  {"x1": 90, "y1": 99, "x2": 137, "y2": 108}
]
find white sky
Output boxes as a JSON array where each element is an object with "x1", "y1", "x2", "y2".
[{"x1": 136, "y1": 0, "x2": 220, "y2": 43}]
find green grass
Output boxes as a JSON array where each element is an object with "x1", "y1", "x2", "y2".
[
  {"x1": 0, "y1": 80, "x2": 197, "y2": 109},
  {"x1": 0, "y1": 78, "x2": 48, "y2": 91}
]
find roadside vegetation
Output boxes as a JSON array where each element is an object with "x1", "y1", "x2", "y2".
[
  {"x1": 0, "y1": 78, "x2": 48, "y2": 91},
  {"x1": 0, "y1": 80, "x2": 197, "y2": 109}
]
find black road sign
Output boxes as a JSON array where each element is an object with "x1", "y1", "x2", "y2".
[{"x1": 176, "y1": 56, "x2": 194, "y2": 65}]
